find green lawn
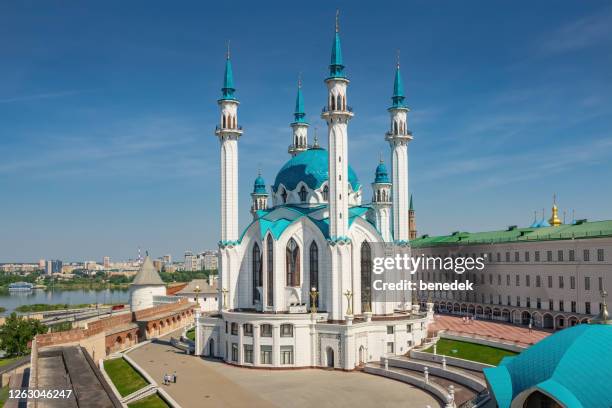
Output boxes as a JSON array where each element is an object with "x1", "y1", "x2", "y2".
[
  {"x1": 424, "y1": 338, "x2": 518, "y2": 366},
  {"x1": 185, "y1": 328, "x2": 195, "y2": 341},
  {"x1": 0, "y1": 385, "x2": 9, "y2": 407},
  {"x1": 0, "y1": 356, "x2": 20, "y2": 368},
  {"x1": 128, "y1": 393, "x2": 169, "y2": 408},
  {"x1": 104, "y1": 358, "x2": 149, "y2": 397}
]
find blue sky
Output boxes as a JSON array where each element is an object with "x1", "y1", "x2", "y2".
[{"x1": 1, "y1": 1, "x2": 611, "y2": 262}]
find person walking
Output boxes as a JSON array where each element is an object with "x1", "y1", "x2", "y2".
[{"x1": 173, "y1": 371, "x2": 177, "y2": 383}]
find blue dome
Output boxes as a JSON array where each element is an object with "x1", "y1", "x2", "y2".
[
  {"x1": 253, "y1": 175, "x2": 267, "y2": 194},
  {"x1": 273, "y1": 148, "x2": 360, "y2": 192},
  {"x1": 484, "y1": 324, "x2": 612, "y2": 408},
  {"x1": 374, "y1": 161, "x2": 390, "y2": 184}
]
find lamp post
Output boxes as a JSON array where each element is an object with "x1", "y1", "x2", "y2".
[
  {"x1": 344, "y1": 290, "x2": 353, "y2": 316},
  {"x1": 220, "y1": 288, "x2": 228, "y2": 309},
  {"x1": 310, "y1": 287, "x2": 319, "y2": 314}
]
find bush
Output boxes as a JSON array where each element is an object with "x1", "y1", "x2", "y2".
[{"x1": 0, "y1": 313, "x2": 47, "y2": 357}]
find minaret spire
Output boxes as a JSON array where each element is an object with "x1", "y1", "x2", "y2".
[
  {"x1": 288, "y1": 73, "x2": 309, "y2": 156},
  {"x1": 329, "y1": 10, "x2": 345, "y2": 79}
]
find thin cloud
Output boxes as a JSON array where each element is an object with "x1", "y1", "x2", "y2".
[{"x1": 0, "y1": 90, "x2": 87, "y2": 104}]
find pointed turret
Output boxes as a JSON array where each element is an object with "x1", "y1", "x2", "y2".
[
  {"x1": 220, "y1": 44, "x2": 237, "y2": 101},
  {"x1": 251, "y1": 170, "x2": 269, "y2": 218},
  {"x1": 409, "y1": 194, "x2": 417, "y2": 240},
  {"x1": 409, "y1": 194, "x2": 414, "y2": 211},
  {"x1": 548, "y1": 194, "x2": 562, "y2": 226},
  {"x1": 289, "y1": 76, "x2": 310, "y2": 156},
  {"x1": 391, "y1": 55, "x2": 407, "y2": 109},
  {"x1": 329, "y1": 10, "x2": 345, "y2": 79},
  {"x1": 129, "y1": 255, "x2": 166, "y2": 312},
  {"x1": 371, "y1": 158, "x2": 392, "y2": 242}
]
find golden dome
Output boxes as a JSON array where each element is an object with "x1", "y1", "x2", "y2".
[{"x1": 548, "y1": 195, "x2": 562, "y2": 227}]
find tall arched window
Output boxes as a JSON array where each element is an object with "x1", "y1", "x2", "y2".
[
  {"x1": 286, "y1": 238, "x2": 300, "y2": 287},
  {"x1": 336, "y1": 95, "x2": 342, "y2": 111},
  {"x1": 281, "y1": 188, "x2": 287, "y2": 203},
  {"x1": 252, "y1": 243, "x2": 262, "y2": 304},
  {"x1": 309, "y1": 242, "x2": 319, "y2": 307},
  {"x1": 298, "y1": 186, "x2": 307, "y2": 202},
  {"x1": 266, "y1": 235, "x2": 274, "y2": 306},
  {"x1": 323, "y1": 185, "x2": 329, "y2": 201},
  {"x1": 222, "y1": 115, "x2": 226, "y2": 128},
  {"x1": 361, "y1": 242, "x2": 372, "y2": 312}
]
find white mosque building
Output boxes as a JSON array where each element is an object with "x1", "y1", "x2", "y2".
[{"x1": 195, "y1": 14, "x2": 433, "y2": 370}]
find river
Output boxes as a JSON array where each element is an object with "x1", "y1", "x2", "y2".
[{"x1": 0, "y1": 288, "x2": 130, "y2": 315}]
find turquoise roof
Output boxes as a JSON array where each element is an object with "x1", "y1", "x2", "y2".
[
  {"x1": 273, "y1": 148, "x2": 360, "y2": 192},
  {"x1": 253, "y1": 174, "x2": 267, "y2": 194},
  {"x1": 391, "y1": 66, "x2": 407, "y2": 108},
  {"x1": 409, "y1": 194, "x2": 414, "y2": 211},
  {"x1": 374, "y1": 161, "x2": 390, "y2": 184},
  {"x1": 293, "y1": 84, "x2": 307, "y2": 123},
  {"x1": 243, "y1": 205, "x2": 371, "y2": 241},
  {"x1": 220, "y1": 57, "x2": 236, "y2": 101},
  {"x1": 329, "y1": 31, "x2": 346, "y2": 79},
  {"x1": 484, "y1": 324, "x2": 612, "y2": 408}
]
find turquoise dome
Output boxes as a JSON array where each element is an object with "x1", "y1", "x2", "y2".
[
  {"x1": 374, "y1": 161, "x2": 390, "y2": 184},
  {"x1": 273, "y1": 148, "x2": 360, "y2": 192},
  {"x1": 253, "y1": 175, "x2": 267, "y2": 194},
  {"x1": 484, "y1": 324, "x2": 612, "y2": 408}
]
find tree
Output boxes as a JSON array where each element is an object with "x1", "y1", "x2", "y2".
[{"x1": 0, "y1": 313, "x2": 47, "y2": 357}]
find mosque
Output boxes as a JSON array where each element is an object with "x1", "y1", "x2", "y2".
[{"x1": 194, "y1": 13, "x2": 433, "y2": 369}]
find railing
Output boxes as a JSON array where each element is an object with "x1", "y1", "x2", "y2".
[
  {"x1": 215, "y1": 125, "x2": 243, "y2": 131},
  {"x1": 321, "y1": 105, "x2": 353, "y2": 113}
]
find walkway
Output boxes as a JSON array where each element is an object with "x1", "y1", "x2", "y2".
[
  {"x1": 127, "y1": 330, "x2": 441, "y2": 408},
  {"x1": 430, "y1": 315, "x2": 550, "y2": 346}
]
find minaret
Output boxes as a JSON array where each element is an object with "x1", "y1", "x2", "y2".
[
  {"x1": 371, "y1": 158, "x2": 392, "y2": 242},
  {"x1": 251, "y1": 171, "x2": 269, "y2": 219},
  {"x1": 386, "y1": 52, "x2": 412, "y2": 243},
  {"x1": 288, "y1": 75, "x2": 309, "y2": 156},
  {"x1": 215, "y1": 44, "x2": 243, "y2": 243},
  {"x1": 321, "y1": 11, "x2": 354, "y2": 239},
  {"x1": 408, "y1": 194, "x2": 417, "y2": 240}
]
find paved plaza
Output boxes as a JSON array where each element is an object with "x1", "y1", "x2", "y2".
[
  {"x1": 127, "y1": 330, "x2": 441, "y2": 408},
  {"x1": 430, "y1": 315, "x2": 550, "y2": 346}
]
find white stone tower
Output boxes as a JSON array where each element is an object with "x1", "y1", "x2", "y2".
[
  {"x1": 251, "y1": 170, "x2": 269, "y2": 219},
  {"x1": 371, "y1": 159, "x2": 392, "y2": 242},
  {"x1": 386, "y1": 55, "x2": 412, "y2": 243},
  {"x1": 216, "y1": 46, "x2": 242, "y2": 243},
  {"x1": 129, "y1": 255, "x2": 166, "y2": 312},
  {"x1": 215, "y1": 45, "x2": 242, "y2": 311},
  {"x1": 288, "y1": 76, "x2": 309, "y2": 156},
  {"x1": 321, "y1": 11, "x2": 354, "y2": 240}
]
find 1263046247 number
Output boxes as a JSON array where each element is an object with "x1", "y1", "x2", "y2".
[{"x1": 9, "y1": 389, "x2": 73, "y2": 400}]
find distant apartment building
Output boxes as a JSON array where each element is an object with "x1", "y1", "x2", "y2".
[
  {"x1": 184, "y1": 251, "x2": 197, "y2": 271},
  {"x1": 162, "y1": 254, "x2": 172, "y2": 265},
  {"x1": 201, "y1": 250, "x2": 218, "y2": 271},
  {"x1": 103, "y1": 256, "x2": 111, "y2": 269},
  {"x1": 45, "y1": 259, "x2": 63, "y2": 275}
]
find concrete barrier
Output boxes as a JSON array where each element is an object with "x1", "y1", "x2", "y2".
[
  {"x1": 364, "y1": 364, "x2": 450, "y2": 404},
  {"x1": 386, "y1": 357, "x2": 486, "y2": 392},
  {"x1": 410, "y1": 350, "x2": 494, "y2": 372}
]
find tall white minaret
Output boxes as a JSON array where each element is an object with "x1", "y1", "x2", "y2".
[
  {"x1": 288, "y1": 75, "x2": 309, "y2": 156},
  {"x1": 371, "y1": 158, "x2": 392, "y2": 242},
  {"x1": 215, "y1": 45, "x2": 242, "y2": 243},
  {"x1": 386, "y1": 53, "x2": 412, "y2": 243},
  {"x1": 321, "y1": 11, "x2": 354, "y2": 239}
]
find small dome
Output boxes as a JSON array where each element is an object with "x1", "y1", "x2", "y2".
[
  {"x1": 253, "y1": 174, "x2": 267, "y2": 194},
  {"x1": 273, "y1": 148, "x2": 360, "y2": 192},
  {"x1": 374, "y1": 161, "x2": 390, "y2": 184}
]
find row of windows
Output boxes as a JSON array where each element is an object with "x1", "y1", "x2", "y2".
[
  {"x1": 419, "y1": 270, "x2": 604, "y2": 292},
  {"x1": 226, "y1": 322, "x2": 294, "y2": 338},
  {"x1": 485, "y1": 249, "x2": 605, "y2": 263},
  {"x1": 230, "y1": 344, "x2": 295, "y2": 365}
]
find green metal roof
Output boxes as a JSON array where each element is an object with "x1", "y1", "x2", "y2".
[{"x1": 411, "y1": 220, "x2": 612, "y2": 248}]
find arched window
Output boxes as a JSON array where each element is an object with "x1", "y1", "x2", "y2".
[
  {"x1": 361, "y1": 242, "x2": 372, "y2": 312},
  {"x1": 309, "y1": 242, "x2": 319, "y2": 307},
  {"x1": 323, "y1": 185, "x2": 329, "y2": 201},
  {"x1": 286, "y1": 238, "x2": 300, "y2": 287},
  {"x1": 266, "y1": 235, "x2": 274, "y2": 306},
  {"x1": 222, "y1": 115, "x2": 226, "y2": 128},
  {"x1": 281, "y1": 188, "x2": 287, "y2": 203},
  {"x1": 252, "y1": 243, "x2": 262, "y2": 303},
  {"x1": 393, "y1": 121, "x2": 398, "y2": 135},
  {"x1": 298, "y1": 186, "x2": 307, "y2": 202},
  {"x1": 336, "y1": 94, "x2": 342, "y2": 111},
  {"x1": 330, "y1": 94, "x2": 335, "y2": 110}
]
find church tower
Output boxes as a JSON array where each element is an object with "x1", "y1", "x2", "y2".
[
  {"x1": 288, "y1": 76, "x2": 309, "y2": 156},
  {"x1": 321, "y1": 11, "x2": 354, "y2": 239},
  {"x1": 215, "y1": 45, "x2": 242, "y2": 243},
  {"x1": 408, "y1": 194, "x2": 417, "y2": 239},
  {"x1": 251, "y1": 171, "x2": 269, "y2": 218},
  {"x1": 386, "y1": 54, "x2": 412, "y2": 243},
  {"x1": 371, "y1": 159, "x2": 392, "y2": 242}
]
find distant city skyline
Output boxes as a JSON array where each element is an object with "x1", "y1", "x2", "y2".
[{"x1": 2, "y1": 1, "x2": 612, "y2": 261}]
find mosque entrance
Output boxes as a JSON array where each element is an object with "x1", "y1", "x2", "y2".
[
  {"x1": 523, "y1": 390, "x2": 562, "y2": 408},
  {"x1": 209, "y1": 339, "x2": 215, "y2": 357},
  {"x1": 326, "y1": 347, "x2": 334, "y2": 368}
]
